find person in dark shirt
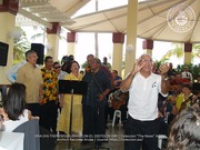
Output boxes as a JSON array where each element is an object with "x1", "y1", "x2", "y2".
[
  {"x1": 111, "y1": 70, "x2": 122, "y2": 90},
  {"x1": 82, "y1": 58, "x2": 111, "y2": 146}
]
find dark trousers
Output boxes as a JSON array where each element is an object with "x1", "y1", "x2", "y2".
[
  {"x1": 119, "y1": 105, "x2": 128, "y2": 121},
  {"x1": 125, "y1": 115, "x2": 160, "y2": 150},
  {"x1": 107, "y1": 106, "x2": 114, "y2": 120},
  {"x1": 27, "y1": 103, "x2": 40, "y2": 116},
  {"x1": 82, "y1": 103, "x2": 105, "y2": 140},
  {"x1": 39, "y1": 100, "x2": 58, "y2": 133}
]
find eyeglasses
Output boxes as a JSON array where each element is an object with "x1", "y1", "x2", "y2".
[
  {"x1": 54, "y1": 66, "x2": 61, "y2": 69},
  {"x1": 140, "y1": 59, "x2": 152, "y2": 63}
]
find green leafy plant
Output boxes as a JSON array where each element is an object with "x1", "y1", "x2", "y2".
[
  {"x1": 153, "y1": 58, "x2": 169, "y2": 70},
  {"x1": 161, "y1": 43, "x2": 200, "y2": 62},
  {"x1": 13, "y1": 27, "x2": 31, "y2": 64}
]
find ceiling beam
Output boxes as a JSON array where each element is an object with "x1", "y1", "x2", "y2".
[
  {"x1": 18, "y1": 8, "x2": 52, "y2": 29},
  {"x1": 37, "y1": 12, "x2": 68, "y2": 18},
  {"x1": 65, "y1": 0, "x2": 90, "y2": 17},
  {"x1": 29, "y1": 7, "x2": 56, "y2": 13},
  {"x1": 60, "y1": 20, "x2": 76, "y2": 26},
  {"x1": 19, "y1": 0, "x2": 49, "y2": 8},
  {"x1": 49, "y1": 0, "x2": 90, "y2": 17}
]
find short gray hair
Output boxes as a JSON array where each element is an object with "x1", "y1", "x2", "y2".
[
  {"x1": 93, "y1": 58, "x2": 101, "y2": 65},
  {"x1": 25, "y1": 50, "x2": 37, "y2": 59},
  {"x1": 139, "y1": 53, "x2": 152, "y2": 60}
]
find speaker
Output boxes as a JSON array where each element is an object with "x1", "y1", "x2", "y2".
[
  {"x1": 31, "y1": 43, "x2": 44, "y2": 65},
  {"x1": 0, "y1": 42, "x2": 9, "y2": 66}
]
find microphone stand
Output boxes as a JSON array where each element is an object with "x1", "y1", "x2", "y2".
[
  {"x1": 81, "y1": 75, "x2": 109, "y2": 150},
  {"x1": 68, "y1": 88, "x2": 74, "y2": 150}
]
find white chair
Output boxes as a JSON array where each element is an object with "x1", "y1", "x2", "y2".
[
  {"x1": 112, "y1": 110, "x2": 122, "y2": 127},
  {"x1": 126, "y1": 111, "x2": 129, "y2": 119},
  {"x1": 13, "y1": 119, "x2": 40, "y2": 150},
  {"x1": 158, "y1": 134, "x2": 168, "y2": 149}
]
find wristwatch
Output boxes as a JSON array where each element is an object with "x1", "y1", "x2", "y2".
[{"x1": 162, "y1": 77, "x2": 169, "y2": 81}]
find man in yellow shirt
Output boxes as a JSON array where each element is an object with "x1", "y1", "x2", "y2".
[{"x1": 16, "y1": 50, "x2": 43, "y2": 116}]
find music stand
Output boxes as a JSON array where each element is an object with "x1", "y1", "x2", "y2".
[{"x1": 59, "y1": 80, "x2": 88, "y2": 150}]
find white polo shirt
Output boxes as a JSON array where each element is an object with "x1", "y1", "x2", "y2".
[{"x1": 128, "y1": 72, "x2": 168, "y2": 121}]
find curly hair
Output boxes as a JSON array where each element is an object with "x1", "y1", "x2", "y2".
[{"x1": 167, "y1": 107, "x2": 200, "y2": 150}]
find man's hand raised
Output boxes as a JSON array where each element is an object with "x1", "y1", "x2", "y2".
[{"x1": 130, "y1": 59, "x2": 145, "y2": 76}]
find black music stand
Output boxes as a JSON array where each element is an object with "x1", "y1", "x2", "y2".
[{"x1": 59, "y1": 80, "x2": 88, "y2": 150}]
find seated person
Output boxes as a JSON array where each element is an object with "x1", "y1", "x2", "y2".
[
  {"x1": 109, "y1": 90, "x2": 129, "y2": 123},
  {"x1": 158, "y1": 92, "x2": 178, "y2": 125},
  {"x1": 190, "y1": 90, "x2": 200, "y2": 109},
  {"x1": 167, "y1": 107, "x2": 200, "y2": 150},
  {"x1": 158, "y1": 92, "x2": 178, "y2": 136},
  {"x1": 111, "y1": 70, "x2": 122, "y2": 90},
  {"x1": 192, "y1": 83, "x2": 200, "y2": 109},
  {"x1": 170, "y1": 72, "x2": 188, "y2": 94},
  {"x1": 0, "y1": 83, "x2": 36, "y2": 132},
  {"x1": 176, "y1": 83, "x2": 194, "y2": 112}
]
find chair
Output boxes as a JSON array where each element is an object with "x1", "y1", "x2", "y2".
[
  {"x1": 126, "y1": 111, "x2": 129, "y2": 119},
  {"x1": 158, "y1": 134, "x2": 168, "y2": 149},
  {"x1": 13, "y1": 119, "x2": 40, "y2": 150},
  {"x1": 112, "y1": 110, "x2": 122, "y2": 127}
]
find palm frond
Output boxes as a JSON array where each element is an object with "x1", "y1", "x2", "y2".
[
  {"x1": 30, "y1": 33, "x2": 44, "y2": 40},
  {"x1": 12, "y1": 27, "x2": 31, "y2": 64}
]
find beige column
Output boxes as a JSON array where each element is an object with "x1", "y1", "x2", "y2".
[
  {"x1": 0, "y1": 0, "x2": 18, "y2": 84},
  {"x1": 46, "y1": 22, "x2": 60, "y2": 61},
  {"x1": 67, "y1": 32, "x2": 77, "y2": 56},
  {"x1": 112, "y1": 33, "x2": 124, "y2": 76},
  {"x1": 184, "y1": 43, "x2": 192, "y2": 64},
  {"x1": 124, "y1": 0, "x2": 138, "y2": 75},
  {"x1": 142, "y1": 39, "x2": 153, "y2": 56}
]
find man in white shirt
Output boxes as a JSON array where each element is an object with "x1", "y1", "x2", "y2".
[
  {"x1": 181, "y1": 66, "x2": 193, "y2": 82},
  {"x1": 6, "y1": 60, "x2": 27, "y2": 83},
  {"x1": 53, "y1": 61, "x2": 68, "y2": 80},
  {"x1": 120, "y1": 54, "x2": 170, "y2": 150}
]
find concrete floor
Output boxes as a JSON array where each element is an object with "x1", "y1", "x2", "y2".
[
  {"x1": 52, "y1": 122, "x2": 167, "y2": 150},
  {"x1": 54, "y1": 123, "x2": 124, "y2": 150}
]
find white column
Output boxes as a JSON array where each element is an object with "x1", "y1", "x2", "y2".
[
  {"x1": 46, "y1": 22, "x2": 61, "y2": 61},
  {"x1": 46, "y1": 34, "x2": 59, "y2": 60},
  {"x1": 0, "y1": 12, "x2": 16, "y2": 84},
  {"x1": 112, "y1": 33, "x2": 124, "y2": 76},
  {"x1": 67, "y1": 32, "x2": 77, "y2": 56},
  {"x1": 183, "y1": 43, "x2": 192, "y2": 64},
  {"x1": 124, "y1": 0, "x2": 138, "y2": 75}
]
